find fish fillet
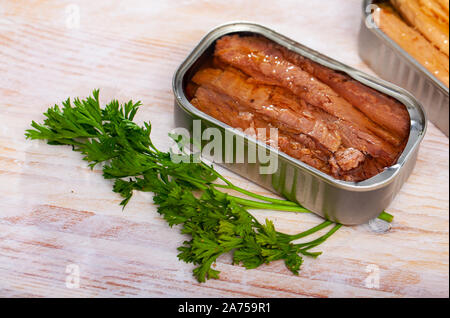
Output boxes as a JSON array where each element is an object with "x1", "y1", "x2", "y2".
[
  {"x1": 187, "y1": 35, "x2": 411, "y2": 181},
  {"x1": 391, "y1": 0, "x2": 449, "y2": 56},
  {"x1": 214, "y1": 35, "x2": 403, "y2": 145},
  {"x1": 378, "y1": 3, "x2": 449, "y2": 87}
]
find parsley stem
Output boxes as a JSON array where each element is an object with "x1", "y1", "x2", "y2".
[
  {"x1": 287, "y1": 220, "x2": 334, "y2": 241},
  {"x1": 200, "y1": 162, "x2": 233, "y2": 186},
  {"x1": 229, "y1": 195, "x2": 311, "y2": 212},
  {"x1": 179, "y1": 176, "x2": 310, "y2": 213},
  {"x1": 175, "y1": 174, "x2": 210, "y2": 187},
  {"x1": 296, "y1": 223, "x2": 342, "y2": 249},
  {"x1": 213, "y1": 183, "x2": 300, "y2": 207},
  {"x1": 202, "y1": 162, "x2": 303, "y2": 208},
  {"x1": 378, "y1": 211, "x2": 394, "y2": 223}
]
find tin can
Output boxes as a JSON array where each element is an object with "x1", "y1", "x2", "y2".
[
  {"x1": 172, "y1": 22, "x2": 426, "y2": 225},
  {"x1": 359, "y1": 0, "x2": 449, "y2": 136}
]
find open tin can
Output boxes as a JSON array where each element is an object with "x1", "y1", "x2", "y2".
[
  {"x1": 172, "y1": 22, "x2": 426, "y2": 225},
  {"x1": 359, "y1": 0, "x2": 449, "y2": 136}
]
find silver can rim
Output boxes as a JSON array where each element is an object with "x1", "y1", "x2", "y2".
[{"x1": 172, "y1": 21, "x2": 427, "y2": 192}]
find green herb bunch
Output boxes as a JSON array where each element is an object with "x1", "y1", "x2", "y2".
[{"x1": 25, "y1": 90, "x2": 388, "y2": 282}]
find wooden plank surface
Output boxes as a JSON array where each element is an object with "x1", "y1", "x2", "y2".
[{"x1": 0, "y1": 0, "x2": 448, "y2": 298}]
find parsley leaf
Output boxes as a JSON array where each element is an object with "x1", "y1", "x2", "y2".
[{"x1": 25, "y1": 90, "x2": 346, "y2": 282}]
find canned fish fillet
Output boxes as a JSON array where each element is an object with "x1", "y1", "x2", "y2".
[
  {"x1": 359, "y1": 0, "x2": 449, "y2": 136},
  {"x1": 173, "y1": 22, "x2": 426, "y2": 225}
]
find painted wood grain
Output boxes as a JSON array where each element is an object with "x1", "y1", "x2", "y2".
[{"x1": 0, "y1": 0, "x2": 448, "y2": 298}]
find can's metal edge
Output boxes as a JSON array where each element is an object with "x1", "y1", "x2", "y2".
[{"x1": 172, "y1": 22, "x2": 426, "y2": 224}]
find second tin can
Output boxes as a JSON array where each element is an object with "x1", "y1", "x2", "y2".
[{"x1": 359, "y1": 0, "x2": 449, "y2": 136}]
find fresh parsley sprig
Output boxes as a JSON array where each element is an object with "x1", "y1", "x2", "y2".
[{"x1": 26, "y1": 90, "x2": 388, "y2": 282}]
